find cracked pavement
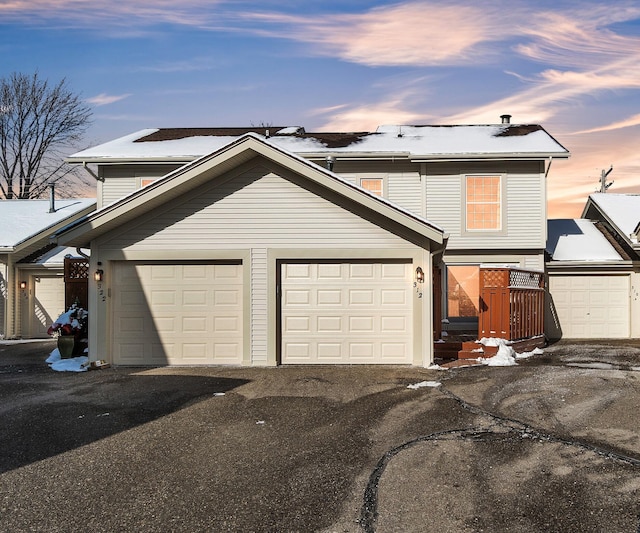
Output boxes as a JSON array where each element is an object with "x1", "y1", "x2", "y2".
[{"x1": 1, "y1": 339, "x2": 639, "y2": 532}]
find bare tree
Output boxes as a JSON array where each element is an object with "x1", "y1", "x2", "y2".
[{"x1": 0, "y1": 72, "x2": 92, "y2": 199}]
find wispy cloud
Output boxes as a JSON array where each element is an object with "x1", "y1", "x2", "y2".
[
  {"x1": 86, "y1": 93, "x2": 131, "y2": 106},
  {"x1": 574, "y1": 112, "x2": 640, "y2": 134},
  {"x1": 0, "y1": 0, "x2": 224, "y2": 28}
]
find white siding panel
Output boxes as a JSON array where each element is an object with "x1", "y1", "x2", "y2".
[
  {"x1": 251, "y1": 248, "x2": 268, "y2": 363},
  {"x1": 103, "y1": 177, "x2": 137, "y2": 206},
  {"x1": 425, "y1": 166, "x2": 545, "y2": 250},
  {"x1": 100, "y1": 170, "x2": 415, "y2": 251},
  {"x1": 388, "y1": 171, "x2": 421, "y2": 215}
]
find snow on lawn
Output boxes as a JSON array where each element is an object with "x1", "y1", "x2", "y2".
[{"x1": 46, "y1": 348, "x2": 88, "y2": 372}]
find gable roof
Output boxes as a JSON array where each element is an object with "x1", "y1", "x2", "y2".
[
  {"x1": 582, "y1": 193, "x2": 640, "y2": 248},
  {"x1": 546, "y1": 219, "x2": 628, "y2": 262},
  {"x1": 67, "y1": 123, "x2": 569, "y2": 164},
  {"x1": 55, "y1": 133, "x2": 445, "y2": 249},
  {"x1": 0, "y1": 199, "x2": 96, "y2": 258}
]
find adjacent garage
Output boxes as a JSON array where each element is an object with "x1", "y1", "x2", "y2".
[
  {"x1": 55, "y1": 135, "x2": 444, "y2": 367},
  {"x1": 280, "y1": 261, "x2": 413, "y2": 364},
  {"x1": 548, "y1": 274, "x2": 630, "y2": 339},
  {"x1": 112, "y1": 262, "x2": 244, "y2": 365}
]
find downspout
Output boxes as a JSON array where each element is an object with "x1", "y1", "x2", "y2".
[
  {"x1": 82, "y1": 162, "x2": 103, "y2": 182},
  {"x1": 75, "y1": 248, "x2": 90, "y2": 260}
]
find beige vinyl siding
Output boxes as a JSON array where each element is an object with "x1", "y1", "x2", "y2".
[
  {"x1": 251, "y1": 247, "x2": 268, "y2": 363},
  {"x1": 338, "y1": 162, "x2": 421, "y2": 216},
  {"x1": 98, "y1": 169, "x2": 417, "y2": 252},
  {"x1": 101, "y1": 164, "x2": 183, "y2": 207},
  {"x1": 425, "y1": 161, "x2": 545, "y2": 250},
  {"x1": 387, "y1": 171, "x2": 421, "y2": 215}
]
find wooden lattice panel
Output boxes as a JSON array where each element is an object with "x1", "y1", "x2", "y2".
[
  {"x1": 481, "y1": 269, "x2": 509, "y2": 288},
  {"x1": 64, "y1": 259, "x2": 89, "y2": 281}
]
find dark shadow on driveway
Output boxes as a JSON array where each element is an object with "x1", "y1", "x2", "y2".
[{"x1": 0, "y1": 342, "x2": 249, "y2": 474}]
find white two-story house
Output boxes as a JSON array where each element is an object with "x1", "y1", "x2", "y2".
[{"x1": 57, "y1": 117, "x2": 569, "y2": 366}]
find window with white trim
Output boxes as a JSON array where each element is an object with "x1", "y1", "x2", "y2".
[
  {"x1": 465, "y1": 175, "x2": 501, "y2": 231},
  {"x1": 360, "y1": 177, "x2": 383, "y2": 197}
]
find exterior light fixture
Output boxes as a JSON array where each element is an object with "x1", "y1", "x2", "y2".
[
  {"x1": 415, "y1": 267, "x2": 424, "y2": 283},
  {"x1": 20, "y1": 281, "x2": 27, "y2": 290},
  {"x1": 94, "y1": 269, "x2": 104, "y2": 282}
]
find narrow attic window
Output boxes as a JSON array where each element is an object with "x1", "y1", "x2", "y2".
[
  {"x1": 465, "y1": 175, "x2": 502, "y2": 231},
  {"x1": 360, "y1": 177, "x2": 383, "y2": 197}
]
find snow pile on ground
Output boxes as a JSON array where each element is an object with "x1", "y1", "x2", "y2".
[
  {"x1": 46, "y1": 348, "x2": 88, "y2": 372},
  {"x1": 476, "y1": 338, "x2": 543, "y2": 367},
  {"x1": 407, "y1": 380, "x2": 441, "y2": 389}
]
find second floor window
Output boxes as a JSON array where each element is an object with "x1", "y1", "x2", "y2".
[
  {"x1": 360, "y1": 178, "x2": 383, "y2": 197},
  {"x1": 465, "y1": 175, "x2": 501, "y2": 231}
]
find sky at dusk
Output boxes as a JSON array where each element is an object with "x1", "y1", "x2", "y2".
[{"x1": 1, "y1": 0, "x2": 639, "y2": 218}]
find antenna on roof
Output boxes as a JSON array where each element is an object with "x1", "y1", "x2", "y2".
[{"x1": 598, "y1": 166, "x2": 613, "y2": 193}]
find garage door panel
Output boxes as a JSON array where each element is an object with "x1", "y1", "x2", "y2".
[
  {"x1": 281, "y1": 262, "x2": 413, "y2": 364},
  {"x1": 549, "y1": 275, "x2": 630, "y2": 339},
  {"x1": 113, "y1": 262, "x2": 243, "y2": 365}
]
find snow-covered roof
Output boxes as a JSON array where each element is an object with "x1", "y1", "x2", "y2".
[
  {"x1": 67, "y1": 123, "x2": 569, "y2": 162},
  {"x1": 587, "y1": 193, "x2": 640, "y2": 239},
  {"x1": 547, "y1": 219, "x2": 624, "y2": 261},
  {"x1": 0, "y1": 199, "x2": 96, "y2": 249}
]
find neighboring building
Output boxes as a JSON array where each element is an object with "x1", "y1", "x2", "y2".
[
  {"x1": 60, "y1": 117, "x2": 569, "y2": 366},
  {"x1": 546, "y1": 193, "x2": 640, "y2": 339},
  {"x1": 0, "y1": 198, "x2": 96, "y2": 339}
]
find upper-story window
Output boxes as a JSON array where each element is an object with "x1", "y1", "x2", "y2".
[
  {"x1": 360, "y1": 177, "x2": 383, "y2": 197},
  {"x1": 140, "y1": 178, "x2": 159, "y2": 188},
  {"x1": 465, "y1": 175, "x2": 502, "y2": 231}
]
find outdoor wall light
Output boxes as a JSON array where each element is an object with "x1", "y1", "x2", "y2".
[
  {"x1": 19, "y1": 281, "x2": 27, "y2": 290},
  {"x1": 94, "y1": 269, "x2": 104, "y2": 282},
  {"x1": 415, "y1": 267, "x2": 424, "y2": 284}
]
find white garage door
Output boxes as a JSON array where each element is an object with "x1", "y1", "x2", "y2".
[
  {"x1": 112, "y1": 262, "x2": 243, "y2": 365},
  {"x1": 31, "y1": 275, "x2": 65, "y2": 338},
  {"x1": 281, "y1": 261, "x2": 413, "y2": 364},
  {"x1": 549, "y1": 275, "x2": 630, "y2": 338}
]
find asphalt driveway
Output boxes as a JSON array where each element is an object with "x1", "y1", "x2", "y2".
[{"x1": 1, "y1": 339, "x2": 639, "y2": 532}]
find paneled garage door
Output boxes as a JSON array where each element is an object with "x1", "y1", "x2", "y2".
[
  {"x1": 281, "y1": 261, "x2": 413, "y2": 364},
  {"x1": 549, "y1": 275, "x2": 630, "y2": 338},
  {"x1": 112, "y1": 262, "x2": 243, "y2": 365},
  {"x1": 30, "y1": 275, "x2": 65, "y2": 338}
]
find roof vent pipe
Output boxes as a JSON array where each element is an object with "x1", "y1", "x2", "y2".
[
  {"x1": 48, "y1": 183, "x2": 55, "y2": 213},
  {"x1": 501, "y1": 114, "x2": 511, "y2": 124}
]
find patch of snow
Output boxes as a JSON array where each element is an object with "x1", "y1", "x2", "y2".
[
  {"x1": 567, "y1": 362, "x2": 617, "y2": 370},
  {"x1": 46, "y1": 348, "x2": 88, "y2": 372},
  {"x1": 547, "y1": 219, "x2": 622, "y2": 261},
  {"x1": 480, "y1": 339, "x2": 518, "y2": 366},
  {"x1": 589, "y1": 193, "x2": 640, "y2": 238},
  {"x1": 478, "y1": 337, "x2": 512, "y2": 347},
  {"x1": 0, "y1": 199, "x2": 95, "y2": 248},
  {"x1": 69, "y1": 124, "x2": 568, "y2": 161},
  {"x1": 407, "y1": 380, "x2": 441, "y2": 389},
  {"x1": 516, "y1": 347, "x2": 544, "y2": 360}
]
